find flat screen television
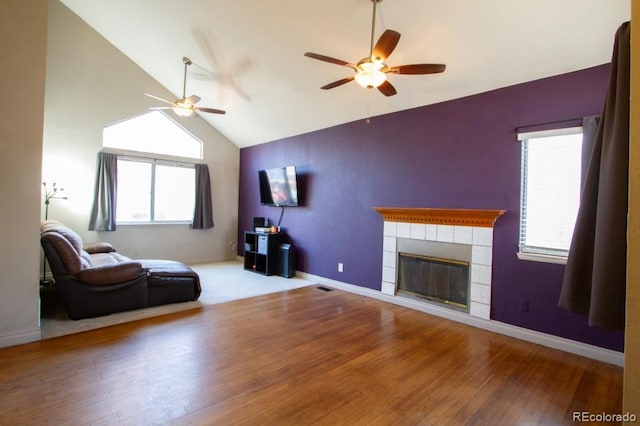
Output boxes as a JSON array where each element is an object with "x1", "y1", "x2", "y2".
[{"x1": 259, "y1": 166, "x2": 299, "y2": 207}]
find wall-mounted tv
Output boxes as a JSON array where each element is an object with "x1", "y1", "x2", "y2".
[{"x1": 259, "y1": 166, "x2": 299, "y2": 207}]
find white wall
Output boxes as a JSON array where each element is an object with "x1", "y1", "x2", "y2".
[
  {"x1": 0, "y1": 0, "x2": 48, "y2": 346},
  {"x1": 43, "y1": 0, "x2": 240, "y2": 265}
]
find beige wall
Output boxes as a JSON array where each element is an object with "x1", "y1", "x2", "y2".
[
  {"x1": 43, "y1": 0, "x2": 240, "y2": 265},
  {"x1": 0, "y1": 0, "x2": 240, "y2": 347},
  {"x1": 0, "y1": 0, "x2": 48, "y2": 345},
  {"x1": 624, "y1": 0, "x2": 639, "y2": 418}
]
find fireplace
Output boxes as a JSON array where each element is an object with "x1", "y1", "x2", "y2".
[
  {"x1": 374, "y1": 207, "x2": 505, "y2": 320},
  {"x1": 397, "y1": 252, "x2": 470, "y2": 312}
]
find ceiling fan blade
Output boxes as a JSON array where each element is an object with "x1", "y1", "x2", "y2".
[
  {"x1": 377, "y1": 80, "x2": 397, "y2": 97},
  {"x1": 186, "y1": 95, "x2": 201, "y2": 105},
  {"x1": 304, "y1": 52, "x2": 356, "y2": 70},
  {"x1": 372, "y1": 30, "x2": 401, "y2": 61},
  {"x1": 144, "y1": 93, "x2": 174, "y2": 105},
  {"x1": 389, "y1": 64, "x2": 446, "y2": 75},
  {"x1": 195, "y1": 107, "x2": 226, "y2": 115},
  {"x1": 192, "y1": 71, "x2": 216, "y2": 81},
  {"x1": 149, "y1": 107, "x2": 174, "y2": 110},
  {"x1": 320, "y1": 76, "x2": 355, "y2": 90}
]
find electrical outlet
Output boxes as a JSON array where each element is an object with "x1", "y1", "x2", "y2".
[{"x1": 338, "y1": 262, "x2": 344, "y2": 272}]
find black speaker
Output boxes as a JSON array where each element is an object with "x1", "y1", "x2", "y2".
[{"x1": 278, "y1": 243, "x2": 296, "y2": 278}]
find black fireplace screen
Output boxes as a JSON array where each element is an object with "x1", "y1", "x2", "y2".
[{"x1": 397, "y1": 252, "x2": 470, "y2": 310}]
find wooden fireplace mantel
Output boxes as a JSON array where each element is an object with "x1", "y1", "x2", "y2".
[{"x1": 373, "y1": 207, "x2": 506, "y2": 228}]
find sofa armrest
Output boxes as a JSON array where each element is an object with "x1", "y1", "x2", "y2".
[
  {"x1": 76, "y1": 262, "x2": 144, "y2": 286},
  {"x1": 83, "y1": 242, "x2": 116, "y2": 254}
]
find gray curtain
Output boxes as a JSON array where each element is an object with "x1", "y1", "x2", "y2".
[
  {"x1": 88, "y1": 152, "x2": 117, "y2": 231},
  {"x1": 558, "y1": 22, "x2": 630, "y2": 331},
  {"x1": 191, "y1": 163, "x2": 214, "y2": 229}
]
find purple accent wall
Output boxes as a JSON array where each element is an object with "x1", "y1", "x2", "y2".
[{"x1": 238, "y1": 65, "x2": 624, "y2": 352}]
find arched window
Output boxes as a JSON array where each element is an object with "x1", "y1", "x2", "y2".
[{"x1": 103, "y1": 111, "x2": 202, "y2": 159}]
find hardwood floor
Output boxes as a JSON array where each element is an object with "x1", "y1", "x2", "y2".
[{"x1": 0, "y1": 286, "x2": 622, "y2": 425}]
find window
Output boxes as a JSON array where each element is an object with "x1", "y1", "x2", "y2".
[
  {"x1": 117, "y1": 159, "x2": 152, "y2": 222},
  {"x1": 518, "y1": 127, "x2": 583, "y2": 263},
  {"x1": 116, "y1": 157, "x2": 195, "y2": 223},
  {"x1": 103, "y1": 111, "x2": 202, "y2": 159},
  {"x1": 102, "y1": 112, "x2": 202, "y2": 224}
]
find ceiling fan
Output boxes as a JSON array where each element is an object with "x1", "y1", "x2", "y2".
[
  {"x1": 304, "y1": 0, "x2": 446, "y2": 96},
  {"x1": 145, "y1": 57, "x2": 226, "y2": 117}
]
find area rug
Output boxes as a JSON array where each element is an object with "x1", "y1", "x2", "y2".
[{"x1": 40, "y1": 260, "x2": 312, "y2": 339}]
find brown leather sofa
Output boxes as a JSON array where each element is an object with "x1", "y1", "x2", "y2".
[{"x1": 40, "y1": 220, "x2": 201, "y2": 320}]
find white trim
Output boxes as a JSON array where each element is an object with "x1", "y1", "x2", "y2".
[
  {"x1": 0, "y1": 327, "x2": 41, "y2": 348},
  {"x1": 517, "y1": 126, "x2": 582, "y2": 141},
  {"x1": 116, "y1": 221, "x2": 192, "y2": 226},
  {"x1": 516, "y1": 251, "x2": 567, "y2": 265},
  {"x1": 297, "y1": 271, "x2": 624, "y2": 367}
]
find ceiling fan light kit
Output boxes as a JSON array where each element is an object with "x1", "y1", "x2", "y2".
[
  {"x1": 173, "y1": 100, "x2": 195, "y2": 117},
  {"x1": 145, "y1": 56, "x2": 226, "y2": 117},
  {"x1": 354, "y1": 59, "x2": 387, "y2": 88},
  {"x1": 304, "y1": 0, "x2": 446, "y2": 96}
]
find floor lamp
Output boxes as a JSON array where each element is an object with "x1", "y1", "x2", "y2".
[{"x1": 41, "y1": 182, "x2": 66, "y2": 286}]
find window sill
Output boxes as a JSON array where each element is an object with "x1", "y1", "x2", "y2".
[
  {"x1": 516, "y1": 252, "x2": 567, "y2": 265},
  {"x1": 117, "y1": 221, "x2": 192, "y2": 226}
]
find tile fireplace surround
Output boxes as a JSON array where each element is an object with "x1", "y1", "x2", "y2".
[{"x1": 374, "y1": 207, "x2": 505, "y2": 320}]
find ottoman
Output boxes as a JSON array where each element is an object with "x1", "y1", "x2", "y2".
[{"x1": 140, "y1": 260, "x2": 202, "y2": 307}]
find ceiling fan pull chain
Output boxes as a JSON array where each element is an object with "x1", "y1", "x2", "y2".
[{"x1": 365, "y1": 92, "x2": 372, "y2": 124}]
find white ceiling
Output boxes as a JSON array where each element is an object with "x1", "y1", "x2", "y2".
[{"x1": 59, "y1": 0, "x2": 630, "y2": 148}]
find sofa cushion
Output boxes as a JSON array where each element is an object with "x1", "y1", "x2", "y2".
[
  {"x1": 90, "y1": 252, "x2": 132, "y2": 268},
  {"x1": 41, "y1": 220, "x2": 93, "y2": 273},
  {"x1": 76, "y1": 262, "x2": 144, "y2": 286},
  {"x1": 41, "y1": 232, "x2": 91, "y2": 274},
  {"x1": 41, "y1": 220, "x2": 83, "y2": 253},
  {"x1": 83, "y1": 241, "x2": 116, "y2": 254}
]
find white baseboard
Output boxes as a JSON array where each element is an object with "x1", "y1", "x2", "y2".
[
  {"x1": 0, "y1": 327, "x2": 41, "y2": 348},
  {"x1": 298, "y1": 271, "x2": 624, "y2": 367}
]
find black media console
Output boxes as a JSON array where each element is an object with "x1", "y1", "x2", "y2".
[{"x1": 243, "y1": 231, "x2": 289, "y2": 276}]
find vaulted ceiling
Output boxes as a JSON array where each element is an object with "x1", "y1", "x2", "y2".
[{"x1": 60, "y1": 0, "x2": 630, "y2": 148}]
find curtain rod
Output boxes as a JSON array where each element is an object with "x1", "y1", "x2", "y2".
[{"x1": 515, "y1": 117, "x2": 584, "y2": 133}]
